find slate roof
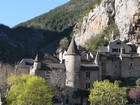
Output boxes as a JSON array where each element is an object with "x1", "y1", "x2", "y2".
[
  {"x1": 80, "y1": 64, "x2": 99, "y2": 71},
  {"x1": 34, "y1": 52, "x2": 44, "y2": 62},
  {"x1": 40, "y1": 63, "x2": 65, "y2": 70},
  {"x1": 16, "y1": 59, "x2": 34, "y2": 68},
  {"x1": 66, "y1": 38, "x2": 80, "y2": 55},
  {"x1": 121, "y1": 53, "x2": 140, "y2": 58}
]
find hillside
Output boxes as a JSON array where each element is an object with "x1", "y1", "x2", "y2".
[
  {"x1": 0, "y1": 0, "x2": 96, "y2": 63},
  {"x1": 16, "y1": 0, "x2": 95, "y2": 32},
  {"x1": 2, "y1": 0, "x2": 139, "y2": 63}
]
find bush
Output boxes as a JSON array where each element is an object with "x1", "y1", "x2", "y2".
[
  {"x1": 136, "y1": 78, "x2": 140, "y2": 86},
  {"x1": 59, "y1": 37, "x2": 69, "y2": 49},
  {"x1": 86, "y1": 23, "x2": 118, "y2": 50}
]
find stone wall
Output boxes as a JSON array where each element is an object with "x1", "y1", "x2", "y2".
[
  {"x1": 65, "y1": 55, "x2": 81, "y2": 88},
  {"x1": 80, "y1": 70, "x2": 99, "y2": 89},
  {"x1": 121, "y1": 56, "x2": 140, "y2": 78}
]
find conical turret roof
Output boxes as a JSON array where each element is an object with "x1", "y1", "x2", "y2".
[
  {"x1": 66, "y1": 38, "x2": 80, "y2": 55},
  {"x1": 34, "y1": 54, "x2": 39, "y2": 62},
  {"x1": 34, "y1": 52, "x2": 43, "y2": 62}
]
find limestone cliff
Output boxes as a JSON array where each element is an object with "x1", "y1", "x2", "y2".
[{"x1": 74, "y1": 0, "x2": 140, "y2": 46}]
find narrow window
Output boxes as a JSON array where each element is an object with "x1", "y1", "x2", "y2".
[
  {"x1": 130, "y1": 63, "x2": 133, "y2": 67},
  {"x1": 86, "y1": 72, "x2": 90, "y2": 78},
  {"x1": 123, "y1": 49, "x2": 125, "y2": 53}
]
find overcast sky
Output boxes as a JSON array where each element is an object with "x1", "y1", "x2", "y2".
[{"x1": 0, "y1": 0, "x2": 69, "y2": 27}]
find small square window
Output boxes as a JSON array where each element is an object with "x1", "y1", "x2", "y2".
[
  {"x1": 86, "y1": 72, "x2": 90, "y2": 78},
  {"x1": 116, "y1": 42, "x2": 121, "y2": 45}
]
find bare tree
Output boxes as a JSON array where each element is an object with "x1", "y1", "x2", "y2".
[{"x1": 46, "y1": 69, "x2": 68, "y2": 105}]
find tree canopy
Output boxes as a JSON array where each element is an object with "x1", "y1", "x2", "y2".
[
  {"x1": 128, "y1": 88, "x2": 140, "y2": 104},
  {"x1": 89, "y1": 80, "x2": 127, "y2": 105},
  {"x1": 6, "y1": 74, "x2": 53, "y2": 105}
]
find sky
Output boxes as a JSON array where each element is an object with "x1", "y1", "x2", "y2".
[{"x1": 0, "y1": 0, "x2": 69, "y2": 27}]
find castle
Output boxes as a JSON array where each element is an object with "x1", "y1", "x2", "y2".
[{"x1": 0, "y1": 9, "x2": 139, "y2": 105}]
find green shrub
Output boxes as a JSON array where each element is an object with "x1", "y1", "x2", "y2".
[
  {"x1": 86, "y1": 23, "x2": 118, "y2": 51},
  {"x1": 59, "y1": 37, "x2": 69, "y2": 49},
  {"x1": 136, "y1": 78, "x2": 140, "y2": 86}
]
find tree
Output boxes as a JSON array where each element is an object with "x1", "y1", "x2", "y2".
[
  {"x1": 73, "y1": 89, "x2": 89, "y2": 105},
  {"x1": 59, "y1": 37, "x2": 69, "y2": 49},
  {"x1": 6, "y1": 74, "x2": 53, "y2": 105},
  {"x1": 47, "y1": 69, "x2": 68, "y2": 105},
  {"x1": 89, "y1": 80, "x2": 127, "y2": 105},
  {"x1": 128, "y1": 88, "x2": 140, "y2": 104},
  {"x1": 136, "y1": 78, "x2": 140, "y2": 86}
]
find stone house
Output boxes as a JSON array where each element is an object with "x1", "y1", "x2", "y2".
[
  {"x1": 98, "y1": 39, "x2": 132, "y2": 55},
  {"x1": 97, "y1": 38, "x2": 140, "y2": 80}
]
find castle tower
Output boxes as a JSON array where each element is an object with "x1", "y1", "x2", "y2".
[
  {"x1": 30, "y1": 54, "x2": 41, "y2": 75},
  {"x1": 65, "y1": 38, "x2": 81, "y2": 89}
]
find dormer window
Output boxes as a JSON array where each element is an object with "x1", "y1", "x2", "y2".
[{"x1": 116, "y1": 42, "x2": 121, "y2": 45}]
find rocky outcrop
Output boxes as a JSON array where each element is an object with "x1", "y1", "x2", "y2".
[
  {"x1": 74, "y1": 0, "x2": 140, "y2": 46},
  {"x1": 115, "y1": 0, "x2": 140, "y2": 39}
]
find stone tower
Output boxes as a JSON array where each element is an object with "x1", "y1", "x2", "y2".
[
  {"x1": 30, "y1": 54, "x2": 41, "y2": 75},
  {"x1": 65, "y1": 38, "x2": 81, "y2": 89}
]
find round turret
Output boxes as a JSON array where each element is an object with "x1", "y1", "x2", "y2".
[
  {"x1": 30, "y1": 54, "x2": 41, "y2": 75},
  {"x1": 65, "y1": 38, "x2": 81, "y2": 88}
]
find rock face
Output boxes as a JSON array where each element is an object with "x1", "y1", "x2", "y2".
[
  {"x1": 115, "y1": 0, "x2": 140, "y2": 39},
  {"x1": 74, "y1": 0, "x2": 140, "y2": 46}
]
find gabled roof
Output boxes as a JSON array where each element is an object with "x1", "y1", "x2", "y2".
[
  {"x1": 34, "y1": 54, "x2": 39, "y2": 62},
  {"x1": 16, "y1": 59, "x2": 34, "y2": 68},
  {"x1": 40, "y1": 63, "x2": 65, "y2": 70},
  {"x1": 66, "y1": 38, "x2": 80, "y2": 55}
]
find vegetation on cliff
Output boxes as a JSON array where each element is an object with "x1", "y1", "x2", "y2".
[{"x1": 86, "y1": 23, "x2": 118, "y2": 50}]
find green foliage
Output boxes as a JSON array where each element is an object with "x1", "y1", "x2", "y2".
[
  {"x1": 6, "y1": 74, "x2": 53, "y2": 105},
  {"x1": 74, "y1": 89, "x2": 89, "y2": 105},
  {"x1": 83, "y1": 0, "x2": 102, "y2": 16},
  {"x1": 16, "y1": 0, "x2": 95, "y2": 32},
  {"x1": 136, "y1": 78, "x2": 140, "y2": 86},
  {"x1": 78, "y1": 0, "x2": 102, "y2": 27},
  {"x1": 86, "y1": 34, "x2": 108, "y2": 50},
  {"x1": 89, "y1": 80, "x2": 128, "y2": 105},
  {"x1": 94, "y1": 0, "x2": 102, "y2": 5},
  {"x1": 0, "y1": 0, "x2": 103, "y2": 63},
  {"x1": 59, "y1": 37, "x2": 69, "y2": 49},
  {"x1": 86, "y1": 23, "x2": 118, "y2": 50},
  {"x1": 74, "y1": 89, "x2": 89, "y2": 98}
]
